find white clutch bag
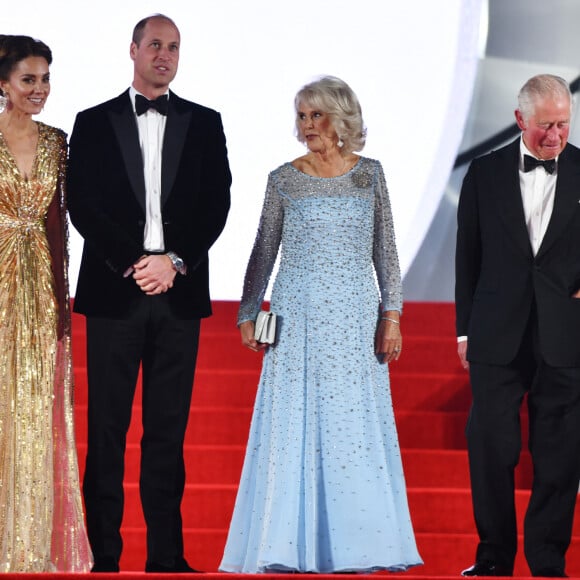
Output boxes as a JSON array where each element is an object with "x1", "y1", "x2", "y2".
[{"x1": 254, "y1": 310, "x2": 277, "y2": 344}]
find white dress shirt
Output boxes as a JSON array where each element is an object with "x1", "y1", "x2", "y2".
[
  {"x1": 519, "y1": 138, "x2": 558, "y2": 256},
  {"x1": 130, "y1": 86, "x2": 167, "y2": 252}
]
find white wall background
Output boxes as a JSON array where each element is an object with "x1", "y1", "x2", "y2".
[{"x1": 4, "y1": 0, "x2": 484, "y2": 300}]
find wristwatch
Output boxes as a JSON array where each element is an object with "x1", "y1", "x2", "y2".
[{"x1": 166, "y1": 251, "x2": 186, "y2": 275}]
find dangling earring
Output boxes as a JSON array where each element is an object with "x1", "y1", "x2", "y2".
[
  {"x1": 0, "y1": 94, "x2": 7, "y2": 114},
  {"x1": 337, "y1": 138, "x2": 344, "y2": 148}
]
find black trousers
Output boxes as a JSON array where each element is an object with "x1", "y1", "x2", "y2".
[
  {"x1": 82, "y1": 294, "x2": 200, "y2": 566},
  {"x1": 467, "y1": 311, "x2": 580, "y2": 574}
]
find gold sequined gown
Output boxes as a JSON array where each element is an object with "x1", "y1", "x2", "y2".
[{"x1": 0, "y1": 122, "x2": 92, "y2": 572}]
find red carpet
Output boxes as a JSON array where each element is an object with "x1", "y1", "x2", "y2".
[{"x1": 62, "y1": 301, "x2": 580, "y2": 578}]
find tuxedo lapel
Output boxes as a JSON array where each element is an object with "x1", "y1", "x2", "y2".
[
  {"x1": 162, "y1": 92, "x2": 192, "y2": 206},
  {"x1": 495, "y1": 140, "x2": 533, "y2": 258},
  {"x1": 108, "y1": 90, "x2": 146, "y2": 213},
  {"x1": 536, "y1": 145, "x2": 580, "y2": 259}
]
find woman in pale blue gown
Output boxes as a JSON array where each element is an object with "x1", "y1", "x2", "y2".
[{"x1": 220, "y1": 76, "x2": 422, "y2": 574}]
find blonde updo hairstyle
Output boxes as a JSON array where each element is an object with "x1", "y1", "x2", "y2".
[{"x1": 294, "y1": 75, "x2": 367, "y2": 153}]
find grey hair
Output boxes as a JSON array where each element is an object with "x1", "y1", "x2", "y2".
[
  {"x1": 294, "y1": 75, "x2": 367, "y2": 153},
  {"x1": 517, "y1": 74, "x2": 572, "y2": 121}
]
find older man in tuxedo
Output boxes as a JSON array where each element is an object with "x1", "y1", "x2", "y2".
[
  {"x1": 456, "y1": 74, "x2": 580, "y2": 577},
  {"x1": 67, "y1": 13, "x2": 231, "y2": 573}
]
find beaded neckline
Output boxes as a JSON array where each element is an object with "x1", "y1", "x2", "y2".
[{"x1": 288, "y1": 157, "x2": 362, "y2": 180}]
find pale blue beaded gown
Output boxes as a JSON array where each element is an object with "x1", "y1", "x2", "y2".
[{"x1": 220, "y1": 157, "x2": 422, "y2": 573}]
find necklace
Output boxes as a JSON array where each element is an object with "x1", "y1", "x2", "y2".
[{"x1": 309, "y1": 154, "x2": 351, "y2": 178}]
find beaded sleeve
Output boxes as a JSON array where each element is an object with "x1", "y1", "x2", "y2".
[
  {"x1": 372, "y1": 161, "x2": 403, "y2": 313},
  {"x1": 237, "y1": 171, "x2": 284, "y2": 324}
]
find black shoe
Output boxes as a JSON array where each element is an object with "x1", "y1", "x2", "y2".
[
  {"x1": 145, "y1": 557, "x2": 202, "y2": 573},
  {"x1": 462, "y1": 562, "x2": 513, "y2": 576},
  {"x1": 533, "y1": 567, "x2": 567, "y2": 577},
  {"x1": 91, "y1": 557, "x2": 120, "y2": 573}
]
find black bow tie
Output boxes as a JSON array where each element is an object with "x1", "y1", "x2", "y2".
[
  {"x1": 524, "y1": 154, "x2": 556, "y2": 174},
  {"x1": 135, "y1": 93, "x2": 168, "y2": 116}
]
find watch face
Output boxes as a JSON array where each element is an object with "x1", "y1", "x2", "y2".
[{"x1": 167, "y1": 252, "x2": 184, "y2": 272}]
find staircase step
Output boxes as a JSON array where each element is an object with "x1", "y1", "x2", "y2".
[
  {"x1": 105, "y1": 485, "x2": 566, "y2": 535},
  {"x1": 74, "y1": 404, "x2": 472, "y2": 448},
  {"x1": 70, "y1": 332, "x2": 462, "y2": 373},
  {"x1": 401, "y1": 448, "x2": 532, "y2": 490},
  {"x1": 73, "y1": 368, "x2": 471, "y2": 411},
  {"x1": 75, "y1": 445, "x2": 533, "y2": 490},
  {"x1": 72, "y1": 368, "x2": 261, "y2": 407},
  {"x1": 115, "y1": 528, "x2": 580, "y2": 576},
  {"x1": 76, "y1": 443, "x2": 246, "y2": 484},
  {"x1": 390, "y1": 372, "x2": 470, "y2": 411},
  {"x1": 71, "y1": 301, "x2": 459, "y2": 340},
  {"x1": 74, "y1": 403, "x2": 530, "y2": 451}
]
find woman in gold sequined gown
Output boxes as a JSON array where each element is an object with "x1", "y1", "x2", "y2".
[{"x1": 0, "y1": 35, "x2": 92, "y2": 572}]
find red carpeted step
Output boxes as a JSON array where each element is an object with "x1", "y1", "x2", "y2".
[
  {"x1": 71, "y1": 334, "x2": 461, "y2": 373},
  {"x1": 73, "y1": 368, "x2": 470, "y2": 410},
  {"x1": 74, "y1": 403, "x2": 469, "y2": 448},
  {"x1": 72, "y1": 368, "x2": 262, "y2": 407},
  {"x1": 401, "y1": 448, "x2": 533, "y2": 490},
  {"x1": 71, "y1": 329, "x2": 462, "y2": 375},
  {"x1": 75, "y1": 444, "x2": 534, "y2": 491},
  {"x1": 74, "y1": 405, "x2": 254, "y2": 445},
  {"x1": 101, "y1": 483, "x2": 580, "y2": 536},
  {"x1": 76, "y1": 443, "x2": 247, "y2": 484},
  {"x1": 70, "y1": 301, "x2": 459, "y2": 337},
  {"x1": 390, "y1": 372, "x2": 470, "y2": 411},
  {"x1": 111, "y1": 528, "x2": 580, "y2": 576}
]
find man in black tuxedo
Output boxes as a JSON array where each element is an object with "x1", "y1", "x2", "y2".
[
  {"x1": 456, "y1": 74, "x2": 580, "y2": 577},
  {"x1": 67, "y1": 14, "x2": 231, "y2": 573}
]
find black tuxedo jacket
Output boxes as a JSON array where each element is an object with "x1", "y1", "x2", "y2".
[
  {"x1": 68, "y1": 89, "x2": 231, "y2": 319},
  {"x1": 455, "y1": 138, "x2": 580, "y2": 367}
]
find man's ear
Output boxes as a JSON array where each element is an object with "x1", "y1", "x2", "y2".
[{"x1": 514, "y1": 109, "x2": 527, "y2": 131}]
